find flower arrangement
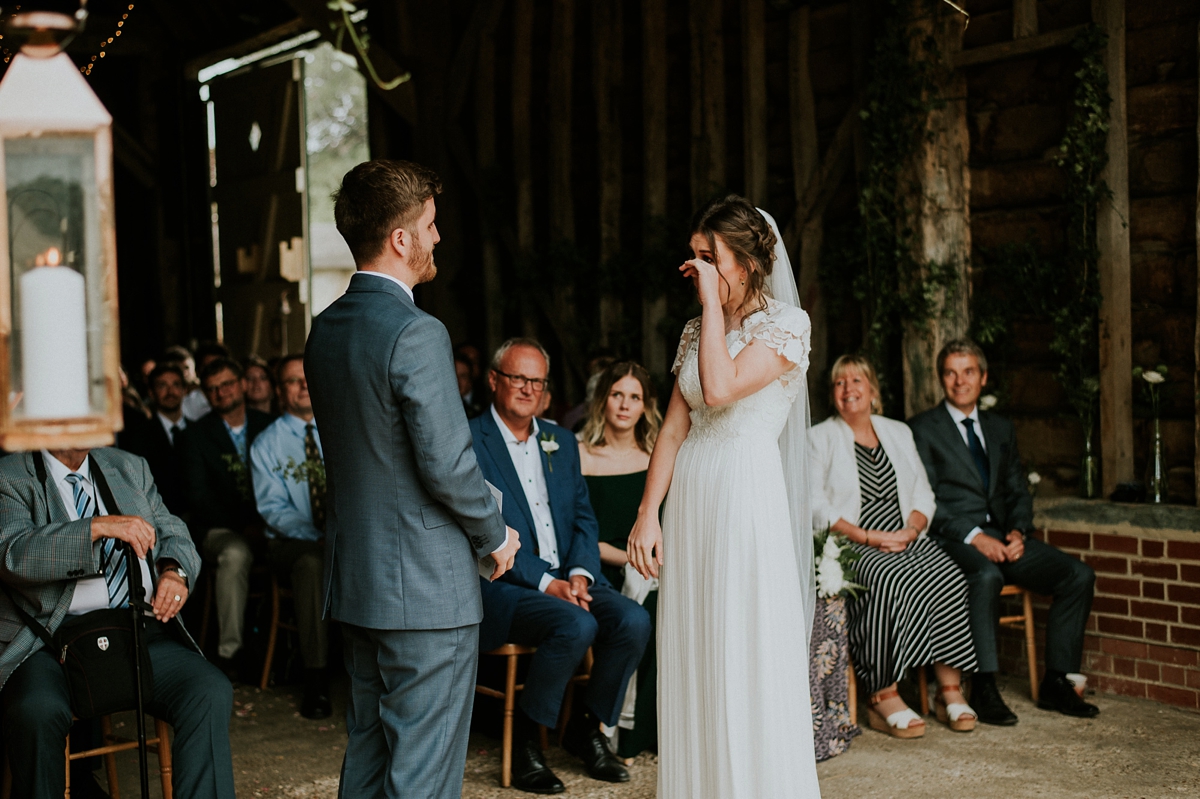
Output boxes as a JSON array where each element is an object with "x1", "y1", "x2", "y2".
[
  {"x1": 221, "y1": 454, "x2": 251, "y2": 501},
  {"x1": 277, "y1": 456, "x2": 327, "y2": 493},
  {"x1": 813, "y1": 527, "x2": 866, "y2": 600},
  {"x1": 1132, "y1": 365, "x2": 1167, "y2": 417},
  {"x1": 539, "y1": 432, "x2": 559, "y2": 472},
  {"x1": 979, "y1": 394, "x2": 998, "y2": 411},
  {"x1": 1027, "y1": 471, "x2": 1041, "y2": 499},
  {"x1": 1133, "y1": 365, "x2": 1168, "y2": 503}
]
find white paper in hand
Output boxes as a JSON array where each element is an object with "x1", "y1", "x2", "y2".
[{"x1": 480, "y1": 480, "x2": 505, "y2": 579}]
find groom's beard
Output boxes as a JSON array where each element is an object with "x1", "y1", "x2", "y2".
[{"x1": 411, "y1": 238, "x2": 437, "y2": 284}]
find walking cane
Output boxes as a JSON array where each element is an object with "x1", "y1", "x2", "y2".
[{"x1": 123, "y1": 542, "x2": 153, "y2": 799}]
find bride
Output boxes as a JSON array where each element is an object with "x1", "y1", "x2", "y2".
[{"x1": 629, "y1": 195, "x2": 821, "y2": 798}]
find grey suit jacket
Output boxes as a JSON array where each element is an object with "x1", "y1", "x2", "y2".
[
  {"x1": 0, "y1": 448, "x2": 202, "y2": 692},
  {"x1": 909, "y1": 404, "x2": 1034, "y2": 546},
  {"x1": 305, "y1": 273, "x2": 507, "y2": 630}
]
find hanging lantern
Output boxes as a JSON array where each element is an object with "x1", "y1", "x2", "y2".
[{"x1": 0, "y1": 3, "x2": 122, "y2": 451}]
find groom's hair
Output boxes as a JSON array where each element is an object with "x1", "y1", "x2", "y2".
[{"x1": 334, "y1": 159, "x2": 443, "y2": 265}]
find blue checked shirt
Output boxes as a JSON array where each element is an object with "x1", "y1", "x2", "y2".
[{"x1": 249, "y1": 413, "x2": 323, "y2": 542}]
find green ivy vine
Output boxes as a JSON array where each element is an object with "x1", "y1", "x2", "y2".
[{"x1": 972, "y1": 26, "x2": 1111, "y2": 440}]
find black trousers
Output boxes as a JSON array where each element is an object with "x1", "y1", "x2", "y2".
[
  {"x1": 0, "y1": 619, "x2": 236, "y2": 799},
  {"x1": 938, "y1": 535, "x2": 1095, "y2": 674}
]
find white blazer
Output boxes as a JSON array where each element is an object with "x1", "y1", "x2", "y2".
[{"x1": 808, "y1": 414, "x2": 937, "y2": 535}]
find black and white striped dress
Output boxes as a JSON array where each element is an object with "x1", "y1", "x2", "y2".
[{"x1": 847, "y1": 442, "x2": 977, "y2": 694}]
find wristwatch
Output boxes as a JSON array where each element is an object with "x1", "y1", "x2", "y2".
[{"x1": 161, "y1": 564, "x2": 189, "y2": 590}]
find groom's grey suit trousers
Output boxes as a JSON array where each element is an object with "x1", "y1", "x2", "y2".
[{"x1": 306, "y1": 273, "x2": 508, "y2": 798}]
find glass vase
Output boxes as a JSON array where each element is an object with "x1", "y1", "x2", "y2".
[
  {"x1": 1147, "y1": 417, "x2": 1167, "y2": 504},
  {"x1": 1081, "y1": 432, "x2": 1099, "y2": 499}
]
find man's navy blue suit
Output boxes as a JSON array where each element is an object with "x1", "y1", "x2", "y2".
[{"x1": 470, "y1": 410, "x2": 651, "y2": 729}]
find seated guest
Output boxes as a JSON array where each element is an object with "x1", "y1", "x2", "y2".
[
  {"x1": 470, "y1": 339, "x2": 651, "y2": 794},
  {"x1": 456, "y1": 352, "x2": 484, "y2": 418},
  {"x1": 180, "y1": 357, "x2": 272, "y2": 676},
  {"x1": 0, "y1": 446, "x2": 235, "y2": 798},
  {"x1": 249, "y1": 355, "x2": 331, "y2": 719},
  {"x1": 121, "y1": 363, "x2": 191, "y2": 519},
  {"x1": 578, "y1": 361, "x2": 662, "y2": 759},
  {"x1": 243, "y1": 357, "x2": 277, "y2": 417},
  {"x1": 810, "y1": 355, "x2": 977, "y2": 739},
  {"x1": 910, "y1": 339, "x2": 1097, "y2": 722}
]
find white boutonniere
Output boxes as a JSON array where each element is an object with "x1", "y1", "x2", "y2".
[
  {"x1": 979, "y1": 394, "x2": 998, "y2": 411},
  {"x1": 539, "y1": 432, "x2": 559, "y2": 472}
]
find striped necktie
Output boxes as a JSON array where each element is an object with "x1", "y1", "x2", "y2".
[{"x1": 65, "y1": 472, "x2": 128, "y2": 609}]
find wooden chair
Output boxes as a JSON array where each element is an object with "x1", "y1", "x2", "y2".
[
  {"x1": 474, "y1": 644, "x2": 593, "y2": 788},
  {"x1": 259, "y1": 574, "x2": 299, "y2": 690},
  {"x1": 999, "y1": 584, "x2": 1039, "y2": 701},
  {"x1": 847, "y1": 653, "x2": 929, "y2": 722},
  {"x1": 1, "y1": 715, "x2": 173, "y2": 799}
]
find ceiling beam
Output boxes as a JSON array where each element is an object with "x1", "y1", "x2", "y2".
[{"x1": 954, "y1": 24, "x2": 1084, "y2": 69}]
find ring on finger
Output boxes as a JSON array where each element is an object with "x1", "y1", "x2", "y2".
[{"x1": 174, "y1": 594, "x2": 181, "y2": 602}]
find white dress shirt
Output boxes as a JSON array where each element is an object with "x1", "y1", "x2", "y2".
[
  {"x1": 157, "y1": 411, "x2": 187, "y2": 446},
  {"x1": 43, "y1": 451, "x2": 154, "y2": 615},
  {"x1": 181, "y1": 388, "x2": 210, "y2": 422},
  {"x1": 358, "y1": 270, "x2": 415, "y2": 301},
  {"x1": 943, "y1": 401, "x2": 990, "y2": 544},
  {"x1": 489, "y1": 406, "x2": 591, "y2": 592}
]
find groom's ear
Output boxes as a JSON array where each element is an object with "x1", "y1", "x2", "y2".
[{"x1": 387, "y1": 227, "x2": 408, "y2": 260}]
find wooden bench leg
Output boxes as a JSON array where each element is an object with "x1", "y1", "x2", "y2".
[
  {"x1": 501, "y1": 653, "x2": 518, "y2": 789},
  {"x1": 100, "y1": 716, "x2": 121, "y2": 799},
  {"x1": 261, "y1": 577, "x2": 281, "y2": 690},
  {"x1": 915, "y1": 667, "x2": 929, "y2": 716},
  {"x1": 1024, "y1": 591, "x2": 1039, "y2": 701},
  {"x1": 847, "y1": 661, "x2": 857, "y2": 727},
  {"x1": 156, "y1": 717, "x2": 174, "y2": 799}
]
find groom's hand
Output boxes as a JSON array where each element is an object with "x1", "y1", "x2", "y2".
[{"x1": 489, "y1": 527, "x2": 521, "y2": 581}]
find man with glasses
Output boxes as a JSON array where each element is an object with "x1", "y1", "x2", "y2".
[
  {"x1": 469, "y1": 338, "x2": 651, "y2": 794},
  {"x1": 250, "y1": 355, "x2": 332, "y2": 718},
  {"x1": 179, "y1": 357, "x2": 273, "y2": 679}
]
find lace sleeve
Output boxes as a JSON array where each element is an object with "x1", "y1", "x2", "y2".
[
  {"x1": 747, "y1": 303, "x2": 811, "y2": 371},
  {"x1": 672, "y1": 317, "x2": 702, "y2": 376}
]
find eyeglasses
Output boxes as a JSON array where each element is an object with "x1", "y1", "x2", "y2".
[
  {"x1": 281, "y1": 377, "x2": 307, "y2": 388},
  {"x1": 493, "y1": 370, "x2": 549, "y2": 392},
  {"x1": 205, "y1": 378, "x2": 241, "y2": 394}
]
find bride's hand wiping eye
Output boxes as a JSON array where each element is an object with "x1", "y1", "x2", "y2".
[
  {"x1": 680, "y1": 258, "x2": 722, "y2": 307},
  {"x1": 628, "y1": 514, "x2": 664, "y2": 580}
]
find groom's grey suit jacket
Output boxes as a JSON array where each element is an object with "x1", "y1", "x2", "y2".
[{"x1": 305, "y1": 272, "x2": 508, "y2": 630}]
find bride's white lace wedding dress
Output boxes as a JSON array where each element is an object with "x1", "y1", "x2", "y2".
[{"x1": 658, "y1": 298, "x2": 822, "y2": 799}]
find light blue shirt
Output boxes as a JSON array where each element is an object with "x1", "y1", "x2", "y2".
[{"x1": 250, "y1": 413, "x2": 323, "y2": 542}]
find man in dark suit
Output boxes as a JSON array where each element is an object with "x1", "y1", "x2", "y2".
[
  {"x1": 471, "y1": 338, "x2": 651, "y2": 794},
  {"x1": 909, "y1": 339, "x2": 1097, "y2": 724},
  {"x1": 305, "y1": 159, "x2": 519, "y2": 798},
  {"x1": 120, "y1": 363, "x2": 190, "y2": 518},
  {"x1": 0, "y1": 447, "x2": 234, "y2": 798},
  {"x1": 179, "y1": 357, "x2": 272, "y2": 675}
]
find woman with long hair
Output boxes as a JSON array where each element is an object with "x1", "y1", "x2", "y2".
[{"x1": 578, "y1": 361, "x2": 663, "y2": 759}]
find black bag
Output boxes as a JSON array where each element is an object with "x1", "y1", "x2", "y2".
[{"x1": 0, "y1": 459, "x2": 155, "y2": 720}]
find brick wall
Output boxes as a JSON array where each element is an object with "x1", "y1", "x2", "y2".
[{"x1": 996, "y1": 525, "x2": 1200, "y2": 711}]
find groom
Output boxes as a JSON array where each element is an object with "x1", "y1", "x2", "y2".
[{"x1": 306, "y1": 159, "x2": 520, "y2": 798}]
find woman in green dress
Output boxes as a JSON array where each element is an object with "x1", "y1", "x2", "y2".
[{"x1": 578, "y1": 361, "x2": 663, "y2": 759}]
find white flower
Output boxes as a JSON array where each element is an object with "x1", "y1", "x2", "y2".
[
  {"x1": 1027, "y1": 471, "x2": 1042, "y2": 486},
  {"x1": 817, "y1": 560, "x2": 845, "y2": 598},
  {"x1": 979, "y1": 394, "x2": 998, "y2": 411},
  {"x1": 821, "y1": 537, "x2": 842, "y2": 560},
  {"x1": 1142, "y1": 371, "x2": 1164, "y2": 384},
  {"x1": 540, "y1": 439, "x2": 560, "y2": 454}
]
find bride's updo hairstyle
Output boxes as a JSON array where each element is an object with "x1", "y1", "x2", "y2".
[{"x1": 690, "y1": 194, "x2": 777, "y2": 319}]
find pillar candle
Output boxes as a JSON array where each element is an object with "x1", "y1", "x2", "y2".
[{"x1": 20, "y1": 265, "x2": 90, "y2": 418}]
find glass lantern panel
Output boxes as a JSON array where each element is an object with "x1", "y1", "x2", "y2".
[{"x1": 6, "y1": 134, "x2": 106, "y2": 421}]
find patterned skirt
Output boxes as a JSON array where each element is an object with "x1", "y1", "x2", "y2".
[
  {"x1": 809, "y1": 595, "x2": 861, "y2": 761},
  {"x1": 847, "y1": 537, "x2": 977, "y2": 695}
]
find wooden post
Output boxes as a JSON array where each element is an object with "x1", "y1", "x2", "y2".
[
  {"x1": 642, "y1": 0, "x2": 670, "y2": 378},
  {"x1": 789, "y1": 6, "x2": 827, "y2": 414},
  {"x1": 1195, "y1": 17, "x2": 1200, "y2": 505},
  {"x1": 594, "y1": 0, "x2": 624, "y2": 345},
  {"x1": 901, "y1": 4, "x2": 972, "y2": 418},
  {"x1": 742, "y1": 0, "x2": 767, "y2": 205},
  {"x1": 690, "y1": 0, "x2": 726, "y2": 206},
  {"x1": 549, "y1": 0, "x2": 576, "y2": 244},
  {"x1": 512, "y1": 0, "x2": 537, "y2": 338},
  {"x1": 477, "y1": 7, "x2": 503, "y2": 358},
  {"x1": 1013, "y1": 0, "x2": 1038, "y2": 39},
  {"x1": 1093, "y1": 0, "x2": 1134, "y2": 496}
]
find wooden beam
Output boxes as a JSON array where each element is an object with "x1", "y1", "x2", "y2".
[
  {"x1": 642, "y1": 0, "x2": 670, "y2": 378},
  {"x1": 789, "y1": 6, "x2": 818, "y2": 207},
  {"x1": 184, "y1": 17, "x2": 309, "y2": 80},
  {"x1": 1013, "y1": 0, "x2": 1039, "y2": 39},
  {"x1": 1093, "y1": 0, "x2": 1134, "y2": 496},
  {"x1": 476, "y1": 4, "x2": 503, "y2": 359},
  {"x1": 742, "y1": 0, "x2": 768, "y2": 206},
  {"x1": 953, "y1": 24, "x2": 1084, "y2": 69},
  {"x1": 594, "y1": 0, "x2": 624, "y2": 345},
  {"x1": 1195, "y1": 16, "x2": 1200, "y2": 505},
  {"x1": 549, "y1": 0, "x2": 576, "y2": 243},
  {"x1": 512, "y1": 0, "x2": 537, "y2": 339},
  {"x1": 690, "y1": 0, "x2": 726, "y2": 205},
  {"x1": 783, "y1": 106, "x2": 856, "y2": 252}
]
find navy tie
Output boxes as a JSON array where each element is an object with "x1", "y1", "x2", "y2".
[
  {"x1": 65, "y1": 472, "x2": 128, "y2": 609},
  {"x1": 962, "y1": 418, "x2": 990, "y2": 493}
]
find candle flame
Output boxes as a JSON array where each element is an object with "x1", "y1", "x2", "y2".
[{"x1": 34, "y1": 247, "x2": 62, "y2": 267}]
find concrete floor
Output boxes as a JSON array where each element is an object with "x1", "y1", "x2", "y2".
[{"x1": 103, "y1": 676, "x2": 1199, "y2": 798}]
